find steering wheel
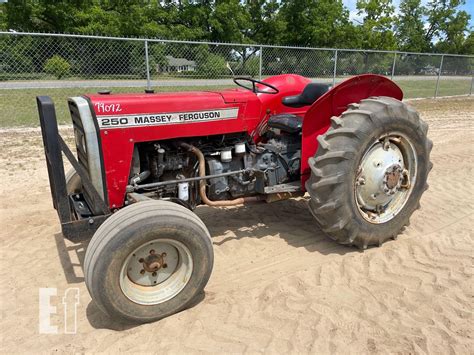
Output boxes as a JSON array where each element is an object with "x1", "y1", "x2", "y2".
[{"x1": 233, "y1": 77, "x2": 279, "y2": 94}]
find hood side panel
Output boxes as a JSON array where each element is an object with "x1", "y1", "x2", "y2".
[{"x1": 85, "y1": 91, "x2": 262, "y2": 209}]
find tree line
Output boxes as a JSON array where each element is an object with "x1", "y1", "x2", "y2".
[{"x1": 1, "y1": 0, "x2": 472, "y2": 54}]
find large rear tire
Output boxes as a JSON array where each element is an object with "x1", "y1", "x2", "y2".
[
  {"x1": 306, "y1": 96, "x2": 433, "y2": 249},
  {"x1": 84, "y1": 200, "x2": 213, "y2": 323}
]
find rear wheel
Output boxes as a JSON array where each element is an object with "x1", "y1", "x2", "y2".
[
  {"x1": 306, "y1": 96, "x2": 433, "y2": 249},
  {"x1": 84, "y1": 200, "x2": 213, "y2": 323}
]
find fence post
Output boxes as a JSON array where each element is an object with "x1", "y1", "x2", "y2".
[
  {"x1": 391, "y1": 53, "x2": 397, "y2": 80},
  {"x1": 434, "y1": 55, "x2": 444, "y2": 98},
  {"x1": 470, "y1": 76, "x2": 473, "y2": 96},
  {"x1": 333, "y1": 49, "x2": 338, "y2": 86},
  {"x1": 259, "y1": 46, "x2": 263, "y2": 80},
  {"x1": 144, "y1": 40, "x2": 151, "y2": 90}
]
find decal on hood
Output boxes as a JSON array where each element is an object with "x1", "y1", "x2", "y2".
[{"x1": 96, "y1": 108, "x2": 239, "y2": 129}]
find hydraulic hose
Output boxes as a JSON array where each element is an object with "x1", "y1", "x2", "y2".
[
  {"x1": 130, "y1": 170, "x2": 151, "y2": 185},
  {"x1": 179, "y1": 142, "x2": 264, "y2": 207}
]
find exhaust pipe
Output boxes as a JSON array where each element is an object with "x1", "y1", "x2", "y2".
[{"x1": 179, "y1": 142, "x2": 264, "y2": 207}]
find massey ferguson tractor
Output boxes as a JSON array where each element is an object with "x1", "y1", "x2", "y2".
[{"x1": 37, "y1": 73, "x2": 432, "y2": 323}]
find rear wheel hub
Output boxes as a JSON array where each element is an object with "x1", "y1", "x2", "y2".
[
  {"x1": 383, "y1": 164, "x2": 403, "y2": 192},
  {"x1": 355, "y1": 134, "x2": 417, "y2": 224}
]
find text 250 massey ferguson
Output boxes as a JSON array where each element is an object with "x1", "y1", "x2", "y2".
[{"x1": 37, "y1": 74, "x2": 432, "y2": 323}]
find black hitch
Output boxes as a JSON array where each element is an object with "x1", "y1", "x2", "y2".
[{"x1": 37, "y1": 96, "x2": 110, "y2": 241}]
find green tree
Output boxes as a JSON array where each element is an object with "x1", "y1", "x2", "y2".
[
  {"x1": 0, "y1": 3, "x2": 7, "y2": 31},
  {"x1": 1, "y1": 0, "x2": 472, "y2": 56},
  {"x1": 178, "y1": 0, "x2": 214, "y2": 40},
  {"x1": 0, "y1": 36, "x2": 35, "y2": 79},
  {"x1": 3, "y1": 0, "x2": 35, "y2": 31},
  {"x1": 3, "y1": 0, "x2": 93, "y2": 33},
  {"x1": 460, "y1": 32, "x2": 474, "y2": 54},
  {"x1": 245, "y1": 0, "x2": 286, "y2": 45},
  {"x1": 396, "y1": 0, "x2": 430, "y2": 52},
  {"x1": 425, "y1": 0, "x2": 472, "y2": 54},
  {"x1": 209, "y1": 0, "x2": 252, "y2": 43},
  {"x1": 356, "y1": 0, "x2": 397, "y2": 50},
  {"x1": 278, "y1": 0, "x2": 358, "y2": 48},
  {"x1": 208, "y1": 0, "x2": 264, "y2": 76},
  {"x1": 73, "y1": 4, "x2": 122, "y2": 36},
  {"x1": 197, "y1": 52, "x2": 227, "y2": 78},
  {"x1": 44, "y1": 55, "x2": 71, "y2": 79}
]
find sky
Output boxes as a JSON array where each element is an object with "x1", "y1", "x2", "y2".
[{"x1": 343, "y1": 0, "x2": 474, "y2": 27}]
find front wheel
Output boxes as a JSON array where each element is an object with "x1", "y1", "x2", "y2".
[
  {"x1": 84, "y1": 200, "x2": 213, "y2": 323},
  {"x1": 65, "y1": 168, "x2": 82, "y2": 194},
  {"x1": 306, "y1": 97, "x2": 433, "y2": 249}
]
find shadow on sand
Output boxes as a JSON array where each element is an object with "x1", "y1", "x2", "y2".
[{"x1": 54, "y1": 197, "x2": 359, "y2": 329}]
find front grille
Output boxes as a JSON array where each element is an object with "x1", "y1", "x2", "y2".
[
  {"x1": 67, "y1": 99, "x2": 99, "y2": 214},
  {"x1": 68, "y1": 100, "x2": 90, "y2": 174}
]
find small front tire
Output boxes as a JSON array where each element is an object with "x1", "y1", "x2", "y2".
[{"x1": 84, "y1": 200, "x2": 214, "y2": 323}]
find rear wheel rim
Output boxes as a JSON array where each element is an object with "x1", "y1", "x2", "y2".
[
  {"x1": 119, "y1": 238, "x2": 193, "y2": 305},
  {"x1": 355, "y1": 132, "x2": 417, "y2": 224}
]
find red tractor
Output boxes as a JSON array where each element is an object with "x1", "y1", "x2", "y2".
[{"x1": 37, "y1": 74, "x2": 432, "y2": 323}]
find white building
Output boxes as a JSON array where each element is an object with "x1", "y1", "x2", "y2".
[{"x1": 161, "y1": 55, "x2": 196, "y2": 73}]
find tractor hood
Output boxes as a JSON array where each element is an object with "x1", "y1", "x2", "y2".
[
  {"x1": 86, "y1": 89, "x2": 258, "y2": 125},
  {"x1": 88, "y1": 91, "x2": 229, "y2": 117},
  {"x1": 85, "y1": 89, "x2": 261, "y2": 134},
  {"x1": 81, "y1": 89, "x2": 262, "y2": 208},
  {"x1": 217, "y1": 88, "x2": 257, "y2": 103}
]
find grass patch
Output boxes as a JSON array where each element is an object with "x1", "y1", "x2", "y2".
[
  {"x1": 394, "y1": 78, "x2": 471, "y2": 99},
  {"x1": 436, "y1": 78, "x2": 472, "y2": 97},
  {"x1": 0, "y1": 85, "x2": 232, "y2": 128},
  {"x1": 0, "y1": 79, "x2": 471, "y2": 128}
]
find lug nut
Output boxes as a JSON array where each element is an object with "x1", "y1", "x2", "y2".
[
  {"x1": 139, "y1": 258, "x2": 144, "y2": 263},
  {"x1": 150, "y1": 249, "x2": 155, "y2": 254},
  {"x1": 152, "y1": 272, "x2": 157, "y2": 277},
  {"x1": 163, "y1": 263, "x2": 168, "y2": 269},
  {"x1": 140, "y1": 269, "x2": 145, "y2": 275}
]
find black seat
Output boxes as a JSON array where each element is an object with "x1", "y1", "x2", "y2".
[
  {"x1": 282, "y1": 83, "x2": 331, "y2": 108},
  {"x1": 267, "y1": 114, "x2": 303, "y2": 134}
]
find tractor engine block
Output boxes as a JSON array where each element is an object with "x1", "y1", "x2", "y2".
[{"x1": 133, "y1": 129, "x2": 302, "y2": 207}]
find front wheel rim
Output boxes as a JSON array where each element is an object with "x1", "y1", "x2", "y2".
[
  {"x1": 119, "y1": 238, "x2": 193, "y2": 305},
  {"x1": 355, "y1": 132, "x2": 418, "y2": 224}
]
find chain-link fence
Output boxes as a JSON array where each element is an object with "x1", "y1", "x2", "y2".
[{"x1": 1, "y1": 32, "x2": 473, "y2": 98}]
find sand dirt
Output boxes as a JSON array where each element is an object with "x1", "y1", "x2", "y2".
[{"x1": 0, "y1": 97, "x2": 473, "y2": 353}]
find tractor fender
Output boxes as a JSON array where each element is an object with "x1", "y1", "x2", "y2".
[{"x1": 300, "y1": 74, "x2": 403, "y2": 187}]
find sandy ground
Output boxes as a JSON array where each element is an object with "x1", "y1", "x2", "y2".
[{"x1": 0, "y1": 97, "x2": 473, "y2": 354}]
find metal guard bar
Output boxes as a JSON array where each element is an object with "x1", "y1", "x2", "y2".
[{"x1": 36, "y1": 96, "x2": 110, "y2": 241}]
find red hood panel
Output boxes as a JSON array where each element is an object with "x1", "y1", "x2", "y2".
[
  {"x1": 217, "y1": 88, "x2": 257, "y2": 103},
  {"x1": 85, "y1": 90, "x2": 262, "y2": 209},
  {"x1": 88, "y1": 91, "x2": 226, "y2": 116}
]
